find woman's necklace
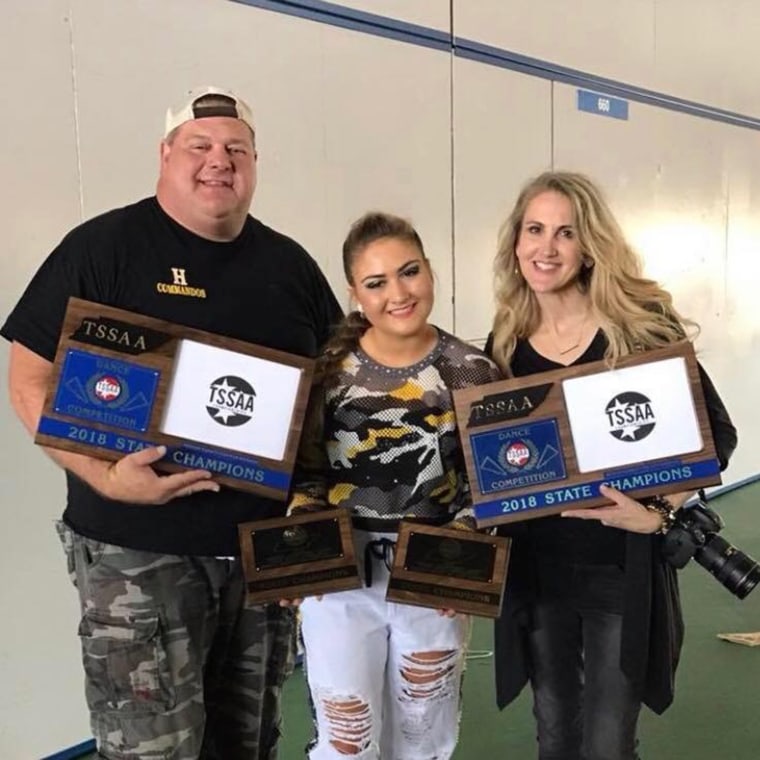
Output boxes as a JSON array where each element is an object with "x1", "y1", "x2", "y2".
[{"x1": 552, "y1": 313, "x2": 590, "y2": 356}]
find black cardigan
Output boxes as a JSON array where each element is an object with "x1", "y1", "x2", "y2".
[{"x1": 490, "y1": 337, "x2": 738, "y2": 714}]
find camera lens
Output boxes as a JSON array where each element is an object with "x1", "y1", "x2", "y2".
[{"x1": 694, "y1": 535, "x2": 760, "y2": 600}]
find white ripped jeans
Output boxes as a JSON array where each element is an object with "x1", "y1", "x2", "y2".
[{"x1": 299, "y1": 530, "x2": 470, "y2": 760}]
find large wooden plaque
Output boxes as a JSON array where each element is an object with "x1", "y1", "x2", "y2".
[
  {"x1": 453, "y1": 343, "x2": 721, "y2": 527},
  {"x1": 386, "y1": 523, "x2": 511, "y2": 618},
  {"x1": 239, "y1": 509, "x2": 361, "y2": 604},
  {"x1": 35, "y1": 297, "x2": 314, "y2": 500}
]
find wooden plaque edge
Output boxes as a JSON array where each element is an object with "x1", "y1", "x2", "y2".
[
  {"x1": 386, "y1": 522, "x2": 511, "y2": 618},
  {"x1": 453, "y1": 342, "x2": 722, "y2": 527},
  {"x1": 238, "y1": 509, "x2": 361, "y2": 605},
  {"x1": 35, "y1": 297, "x2": 315, "y2": 498}
]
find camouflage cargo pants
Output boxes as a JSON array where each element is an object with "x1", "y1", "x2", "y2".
[{"x1": 56, "y1": 522, "x2": 297, "y2": 760}]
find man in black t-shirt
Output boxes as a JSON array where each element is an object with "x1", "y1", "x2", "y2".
[{"x1": 2, "y1": 87, "x2": 341, "y2": 760}]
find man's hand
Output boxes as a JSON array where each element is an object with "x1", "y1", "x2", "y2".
[
  {"x1": 100, "y1": 445, "x2": 219, "y2": 504},
  {"x1": 8, "y1": 342, "x2": 219, "y2": 505}
]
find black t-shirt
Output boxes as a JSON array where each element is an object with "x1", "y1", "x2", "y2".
[
  {"x1": 2, "y1": 197, "x2": 343, "y2": 556},
  {"x1": 509, "y1": 331, "x2": 628, "y2": 565}
]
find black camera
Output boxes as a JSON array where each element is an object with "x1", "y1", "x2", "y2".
[{"x1": 661, "y1": 496, "x2": 760, "y2": 600}]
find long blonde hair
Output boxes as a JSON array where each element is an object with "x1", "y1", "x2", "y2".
[{"x1": 490, "y1": 171, "x2": 695, "y2": 373}]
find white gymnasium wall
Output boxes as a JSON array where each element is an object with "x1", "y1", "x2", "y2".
[
  {"x1": 0, "y1": 2, "x2": 93, "y2": 758},
  {"x1": 454, "y1": 0, "x2": 760, "y2": 117},
  {"x1": 551, "y1": 81, "x2": 759, "y2": 485},
  {"x1": 330, "y1": 0, "x2": 449, "y2": 30},
  {"x1": 452, "y1": 61, "x2": 552, "y2": 340},
  {"x1": 1, "y1": 1, "x2": 758, "y2": 756}
]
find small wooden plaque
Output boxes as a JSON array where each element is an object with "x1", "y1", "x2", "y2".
[
  {"x1": 34, "y1": 297, "x2": 314, "y2": 500},
  {"x1": 239, "y1": 509, "x2": 361, "y2": 604},
  {"x1": 452, "y1": 343, "x2": 721, "y2": 527},
  {"x1": 386, "y1": 522, "x2": 511, "y2": 618}
]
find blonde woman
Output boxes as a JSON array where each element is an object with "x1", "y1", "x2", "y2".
[{"x1": 488, "y1": 172, "x2": 737, "y2": 760}]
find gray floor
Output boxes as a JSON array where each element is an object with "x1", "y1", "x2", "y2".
[
  {"x1": 79, "y1": 481, "x2": 760, "y2": 759},
  {"x1": 283, "y1": 481, "x2": 760, "y2": 759}
]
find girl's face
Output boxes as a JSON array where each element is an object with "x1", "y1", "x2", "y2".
[
  {"x1": 515, "y1": 190, "x2": 585, "y2": 295},
  {"x1": 349, "y1": 236, "x2": 434, "y2": 341}
]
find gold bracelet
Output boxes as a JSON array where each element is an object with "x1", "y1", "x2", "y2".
[{"x1": 644, "y1": 496, "x2": 677, "y2": 534}]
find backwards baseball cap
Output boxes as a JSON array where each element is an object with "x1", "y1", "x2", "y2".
[{"x1": 164, "y1": 86, "x2": 255, "y2": 138}]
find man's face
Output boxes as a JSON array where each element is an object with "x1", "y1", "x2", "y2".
[{"x1": 157, "y1": 116, "x2": 257, "y2": 241}]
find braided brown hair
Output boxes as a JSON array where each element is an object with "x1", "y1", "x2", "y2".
[{"x1": 316, "y1": 211, "x2": 427, "y2": 384}]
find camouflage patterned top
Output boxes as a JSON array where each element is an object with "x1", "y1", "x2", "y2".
[{"x1": 289, "y1": 329, "x2": 501, "y2": 527}]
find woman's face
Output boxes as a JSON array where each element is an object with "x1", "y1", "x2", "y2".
[
  {"x1": 349, "y1": 236, "x2": 434, "y2": 341},
  {"x1": 515, "y1": 190, "x2": 585, "y2": 295}
]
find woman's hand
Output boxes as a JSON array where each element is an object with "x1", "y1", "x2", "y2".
[{"x1": 561, "y1": 484, "x2": 663, "y2": 534}]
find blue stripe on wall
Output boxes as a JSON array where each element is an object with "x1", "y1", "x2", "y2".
[
  {"x1": 706, "y1": 471, "x2": 760, "y2": 499},
  {"x1": 454, "y1": 37, "x2": 760, "y2": 130},
  {"x1": 230, "y1": 0, "x2": 760, "y2": 131},
  {"x1": 232, "y1": 0, "x2": 450, "y2": 51},
  {"x1": 41, "y1": 739, "x2": 96, "y2": 760}
]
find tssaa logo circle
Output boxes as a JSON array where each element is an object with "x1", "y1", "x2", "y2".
[
  {"x1": 94, "y1": 375, "x2": 121, "y2": 402},
  {"x1": 605, "y1": 392, "x2": 655, "y2": 442},
  {"x1": 498, "y1": 439, "x2": 538, "y2": 472},
  {"x1": 206, "y1": 376, "x2": 256, "y2": 427},
  {"x1": 86, "y1": 373, "x2": 129, "y2": 407},
  {"x1": 505, "y1": 442, "x2": 531, "y2": 467}
]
